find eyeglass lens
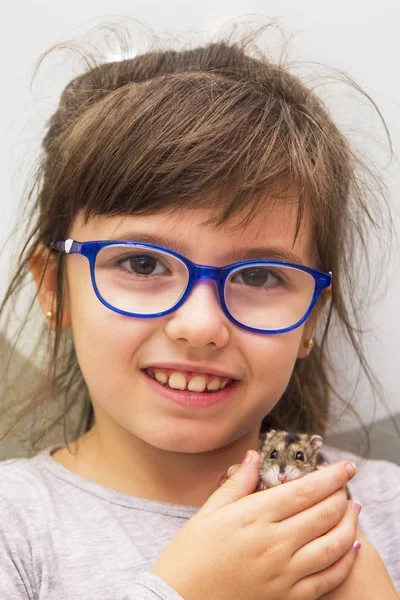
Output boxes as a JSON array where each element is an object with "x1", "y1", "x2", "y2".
[{"x1": 94, "y1": 245, "x2": 316, "y2": 330}]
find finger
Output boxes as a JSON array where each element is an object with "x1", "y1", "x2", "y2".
[
  {"x1": 291, "y1": 501, "x2": 360, "y2": 579},
  {"x1": 355, "y1": 525, "x2": 367, "y2": 543},
  {"x1": 200, "y1": 450, "x2": 262, "y2": 515},
  {"x1": 217, "y1": 463, "x2": 240, "y2": 486},
  {"x1": 279, "y1": 489, "x2": 348, "y2": 551},
  {"x1": 244, "y1": 461, "x2": 357, "y2": 523},
  {"x1": 291, "y1": 542, "x2": 360, "y2": 600}
]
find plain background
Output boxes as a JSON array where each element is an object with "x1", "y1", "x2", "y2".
[{"x1": 0, "y1": 0, "x2": 399, "y2": 434}]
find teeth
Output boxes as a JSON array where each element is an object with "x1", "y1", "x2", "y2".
[
  {"x1": 168, "y1": 372, "x2": 187, "y2": 390},
  {"x1": 188, "y1": 376, "x2": 207, "y2": 392},
  {"x1": 155, "y1": 372, "x2": 168, "y2": 384},
  {"x1": 151, "y1": 370, "x2": 231, "y2": 392},
  {"x1": 207, "y1": 377, "x2": 221, "y2": 391}
]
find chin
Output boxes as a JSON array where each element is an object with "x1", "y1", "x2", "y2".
[
  {"x1": 152, "y1": 438, "x2": 221, "y2": 454},
  {"x1": 137, "y1": 425, "x2": 225, "y2": 454}
]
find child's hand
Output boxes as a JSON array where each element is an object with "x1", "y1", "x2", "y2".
[
  {"x1": 152, "y1": 450, "x2": 359, "y2": 600},
  {"x1": 320, "y1": 528, "x2": 399, "y2": 599}
]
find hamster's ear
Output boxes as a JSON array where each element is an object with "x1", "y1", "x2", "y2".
[
  {"x1": 310, "y1": 435, "x2": 323, "y2": 450},
  {"x1": 28, "y1": 244, "x2": 71, "y2": 332},
  {"x1": 265, "y1": 429, "x2": 277, "y2": 440}
]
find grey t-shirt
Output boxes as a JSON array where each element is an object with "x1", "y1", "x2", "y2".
[{"x1": 0, "y1": 445, "x2": 399, "y2": 599}]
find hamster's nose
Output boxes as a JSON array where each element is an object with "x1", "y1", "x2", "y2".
[{"x1": 278, "y1": 473, "x2": 287, "y2": 483}]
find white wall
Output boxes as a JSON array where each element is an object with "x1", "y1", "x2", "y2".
[{"x1": 1, "y1": 0, "x2": 399, "y2": 429}]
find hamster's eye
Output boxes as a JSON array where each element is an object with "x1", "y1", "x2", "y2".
[
  {"x1": 269, "y1": 450, "x2": 278, "y2": 459},
  {"x1": 295, "y1": 451, "x2": 305, "y2": 461}
]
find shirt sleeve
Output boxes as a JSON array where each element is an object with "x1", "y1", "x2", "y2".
[
  {"x1": 0, "y1": 561, "x2": 184, "y2": 600},
  {"x1": 0, "y1": 528, "x2": 36, "y2": 600},
  {"x1": 0, "y1": 517, "x2": 183, "y2": 600},
  {"x1": 129, "y1": 572, "x2": 185, "y2": 600}
]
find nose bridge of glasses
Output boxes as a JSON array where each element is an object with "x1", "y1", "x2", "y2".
[{"x1": 192, "y1": 264, "x2": 225, "y2": 284}]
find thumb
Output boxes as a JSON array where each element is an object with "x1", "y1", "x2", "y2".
[{"x1": 200, "y1": 450, "x2": 261, "y2": 514}]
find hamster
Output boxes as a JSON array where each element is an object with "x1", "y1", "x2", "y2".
[{"x1": 257, "y1": 429, "x2": 351, "y2": 499}]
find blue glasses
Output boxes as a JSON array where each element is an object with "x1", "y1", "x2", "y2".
[{"x1": 53, "y1": 239, "x2": 331, "y2": 334}]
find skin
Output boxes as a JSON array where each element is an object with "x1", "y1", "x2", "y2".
[
  {"x1": 31, "y1": 204, "x2": 323, "y2": 506},
  {"x1": 321, "y1": 528, "x2": 399, "y2": 599},
  {"x1": 218, "y1": 461, "x2": 398, "y2": 599},
  {"x1": 30, "y1": 203, "x2": 398, "y2": 598}
]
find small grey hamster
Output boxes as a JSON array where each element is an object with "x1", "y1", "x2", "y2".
[{"x1": 257, "y1": 429, "x2": 351, "y2": 499}]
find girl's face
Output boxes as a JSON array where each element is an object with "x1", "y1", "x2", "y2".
[{"x1": 62, "y1": 205, "x2": 321, "y2": 455}]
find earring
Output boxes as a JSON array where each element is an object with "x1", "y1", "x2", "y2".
[
  {"x1": 45, "y1": 310, "x2": 53, "y2": 320},
  {"x1": 304, "y1": 339, "x2": 314, "y2": 350}
]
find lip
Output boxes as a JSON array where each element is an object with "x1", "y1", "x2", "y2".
[
  {"x1": 142, "y1": 369, "x2": 240, "y2": 408},
  {"x1": 140, "y1": 361, "x2": 240, "y2": 380}
]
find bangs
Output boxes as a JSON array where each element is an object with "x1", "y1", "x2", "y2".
[{"x1": 51, "y1": 68, "x2": 347, "y2": 250}]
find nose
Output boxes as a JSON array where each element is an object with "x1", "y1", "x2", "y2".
[
  {"x1": 278, "y1": 473, "x2": 287, "y2": 483},
  {"x1": 164, "y1": 279, "x2": 230, "y2": 348}
]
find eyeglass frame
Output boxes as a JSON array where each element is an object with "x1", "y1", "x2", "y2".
[{"x1": 53, "y1": 239, "x2": 332, "y2": 335}]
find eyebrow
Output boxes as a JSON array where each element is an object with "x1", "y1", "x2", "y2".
[{"x1": 108, "y1": 231, "x2": 306, "y2": 265}]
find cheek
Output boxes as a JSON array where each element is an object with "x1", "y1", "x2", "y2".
[
  {"x1": 285, "y1": 466, "x2": 305, "y2": 481},
  {"x1": 242, "y1": 328, "x2": 304, "y2": 401},
  {"x1": 66, "y1": 260, "x2": 154, "y2": 388},
  {"x1": 259, "y1": 465, "x2": 279, "y2": 488}
]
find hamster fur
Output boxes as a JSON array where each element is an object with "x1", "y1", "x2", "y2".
[{"x1": 257, "y1": 430, "x2": 351, "y2": 499}]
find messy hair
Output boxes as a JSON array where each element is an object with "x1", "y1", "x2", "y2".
[{"x1": 0, "y1": 24, "x2": 393, "y2": 454}]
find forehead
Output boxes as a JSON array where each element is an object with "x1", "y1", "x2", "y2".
[
  {"x1": 70, "y1": 202, "x2": 317, "y2": 267},
  {"x1": 271, "y1": 433, "x2": 308, "y2": 452}
]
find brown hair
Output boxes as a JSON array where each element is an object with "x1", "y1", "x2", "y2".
[{"x1": 0, "y1": 26, "x2": 393, "y2": 454}]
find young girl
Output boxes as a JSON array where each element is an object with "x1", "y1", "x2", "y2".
[{"x1": 0, "y1": 28, "x2": 399, "y2": 599}]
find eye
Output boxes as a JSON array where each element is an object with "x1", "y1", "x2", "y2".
[
  {"x1": 295, "y1": 451, "x2": 305, "y2": 461},
  {"x1": 269, "y1": 450, "x2": 278, "y2": 459},
  {"x1": 231, "y1": 267, "x2": 284, "y2": 289},
  {"x1": 119, "y1": 254, "x2": 168, "y2": 276}
]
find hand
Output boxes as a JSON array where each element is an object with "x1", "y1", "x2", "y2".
[
  {"x1": 152, "y1": 450, "x2": 359, "y2": 600},
  {"x1": 321, "y1": 528, "x2": 399, "y2": 599}
]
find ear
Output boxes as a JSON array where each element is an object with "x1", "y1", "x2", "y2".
[
  {"x1": 28, "y1": 244, "x2": 71, "y2": 332},
  {"x1": 297, "y1": 287, "x2": 332, "y2": 359},
  {"x1": 310, "y1": 434, "x2": 324, "y2": 450},
  {"x1": 265, "y1": 429, "x2": 277, "y2": 441}
]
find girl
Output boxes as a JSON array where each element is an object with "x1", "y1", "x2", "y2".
[{"x1": 0, "y1": 27, "x2": 399, "y2": 599}]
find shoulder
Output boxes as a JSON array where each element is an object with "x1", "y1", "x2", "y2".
[
  {"x1": 0, "y1": 454, "x2": 50, "y2": 526},
  {"x1": 0, "y1": 452, "x2": 48, "y2": 489},
  {"x1": 322, "y1": 445, "x2": 400, "y2": 505},
  {"x1": 0, "y1": 453, "x2": 53, "y2": 575},
  {"x1": 323, "y1": 445, "x2": 400, "y2": 587}
]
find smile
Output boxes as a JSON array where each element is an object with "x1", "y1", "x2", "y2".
[{"x1": 144, "y1": 368, "x2": 232, "y2": 392}]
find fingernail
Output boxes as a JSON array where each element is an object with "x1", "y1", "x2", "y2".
[
  {"x1": 353, "y1": 540, "x2": 361, "y2": 552},
  {"x1": 346, "y1": 462, "x2": 357, "y2": 479},
  {"x1": 227, "y1": 465, "x2": 239, "y2": 478},
  {"x1": 217, "y1": 475, "x2": 227, "y2": 486},
  {"x1": 242, "y1": 450, "x2": 253, "y2": 465},
  {"x1": 352, "y1": 502, "x2": 362, "y2": 515}
]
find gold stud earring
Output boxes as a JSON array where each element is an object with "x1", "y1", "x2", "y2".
[
  {"x1": 45, "y1": 311, "x2": 53, "y2": 320},
  {"x1": 304, "y1": 339, "x2": 314, "y2": 350}
]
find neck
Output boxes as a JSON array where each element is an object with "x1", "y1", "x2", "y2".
[{"x1": 52, "y1": 424, "x2": 263, "y2": 507}]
